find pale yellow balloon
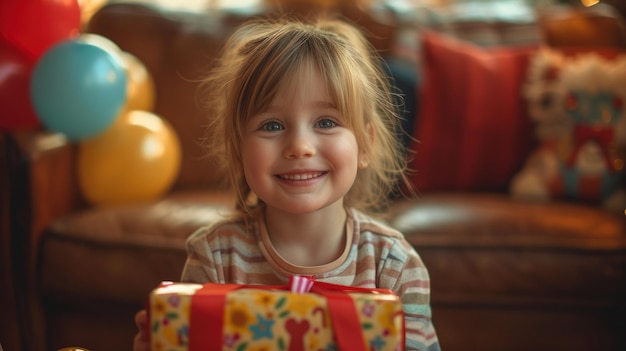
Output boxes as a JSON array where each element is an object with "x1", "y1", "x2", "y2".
[
  {"x1": 78, "y1": 0, "x2": 107, "y2": 27},
  {"x1": 78, "y1": 110, "x2": 181, "y2": 206},
  {"x1": 121, "y1": 51, "x2": 156, "y2": 112}
]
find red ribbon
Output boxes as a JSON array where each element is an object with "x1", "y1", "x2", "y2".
[
  {"x1": 188, "y1": 282, "x2": 403, "y2": 351},
  {"x1": 567, "y1": 125, "x2": 616, "y2": 171}
]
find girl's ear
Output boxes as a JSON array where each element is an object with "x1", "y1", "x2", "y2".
[
  {"x1": 358, "y1": 122, "x2": 375, "y2": 169},
  {"x1": 358, "y1": 154, "x2": 369, "y2": 169}
]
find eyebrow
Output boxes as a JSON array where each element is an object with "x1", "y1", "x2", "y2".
[{"x1": 268, "y1": 100, "x2": 337, "y2": 110}]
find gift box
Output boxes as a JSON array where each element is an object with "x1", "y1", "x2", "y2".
[{"x1": 149, "y1": 279, "x2": 405, "y2": 351}]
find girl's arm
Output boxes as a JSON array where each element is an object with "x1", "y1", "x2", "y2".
[
  {"x1": 180, "y1": 226, "x2": 220, "y2": 283},
  {"x1": 384, "y1": 240, "x2": 441, "y2": 351}
]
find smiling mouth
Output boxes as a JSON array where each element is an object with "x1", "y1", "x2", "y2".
[{"x1": 276, "y1": 172, "x2": 325, "y2": 180}]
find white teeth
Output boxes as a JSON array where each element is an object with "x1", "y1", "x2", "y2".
[{"x1": 278, "y1": 172, "x2": 323, "y2": 180}]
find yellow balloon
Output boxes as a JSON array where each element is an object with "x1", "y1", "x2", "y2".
[
  {"x1": 78, "y1": 0, "x2": 107, "y2": 27},
  {"x1": 78, "y1": 110, "x2": 181, "y2": 206},
  {"x1": 121, "y1": 51, "x2": 156, "y2": 112}
]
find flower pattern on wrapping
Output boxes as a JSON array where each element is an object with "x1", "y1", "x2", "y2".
[
  {"x1": 254, "y1": 291, "x2": 278, "y2": 310},
  {"x1": 150, "y1": 284, "x2": 404, "y2": 351},
  {"x1": 287, "y1": 293, "x2": 323, "y2": 317},
  {"x1": 225, "y1": 299, "x2": 254, "y2": 338},
  {"x1": 249, "y1": 314, "x2": 275, "y2": 340},
  {"x1": 377, "y1": 300, "x2": 402, "y2": 337}
]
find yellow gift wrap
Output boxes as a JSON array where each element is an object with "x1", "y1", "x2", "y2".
[{"x1": 149, "y1": 281, "x2": 405, "y2": 351}]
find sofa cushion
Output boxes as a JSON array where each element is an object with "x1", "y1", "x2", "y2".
[
  {"x1": 39, "y1": 190, "x2": 235, "y2": 304},
  {"x1": 42, "y1": 189, "x2": 626, "y2": 310},
  {"x1": 409, "y1": 31, "x2": 538, "y2": 193},
  {"x1": 391, "y1": 193, "x2": 626, "y2": 307}
]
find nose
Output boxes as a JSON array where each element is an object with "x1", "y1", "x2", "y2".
[{"x1": 283, "y1": 129, "x2": 316, "y2": 159}]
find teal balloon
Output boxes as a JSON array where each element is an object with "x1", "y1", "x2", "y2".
[{"x1": 31, "y1": 38, "x2": 127, "y2": 140}]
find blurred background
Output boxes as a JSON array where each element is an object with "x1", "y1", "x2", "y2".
[{"x1": 2, "y1": 0, "x2": 624, "y2": 351}]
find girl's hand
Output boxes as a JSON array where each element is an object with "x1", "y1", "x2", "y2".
[{"x1": 133, "y1": 309, "x2": 150, "y2": 351}]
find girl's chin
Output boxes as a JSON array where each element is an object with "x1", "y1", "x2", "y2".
[
  {"x1": 264, "y1": 198, "x2": 345, "y2": 216},
  {"x1": 266, "y1": 203, "x2": 324, "y2": 215}
]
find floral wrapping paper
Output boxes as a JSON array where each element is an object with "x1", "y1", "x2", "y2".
[{"x1": 149, "y1": 282, "x2": 405, "y2": 351}]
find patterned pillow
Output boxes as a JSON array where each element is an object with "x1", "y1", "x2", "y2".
[{"x1": 510, "y1": 47, "x2": 626, "y2": 210}]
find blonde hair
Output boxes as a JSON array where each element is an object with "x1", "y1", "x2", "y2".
[{"x1": 201, "y1": 16, "x2": 410, "y2": 216}]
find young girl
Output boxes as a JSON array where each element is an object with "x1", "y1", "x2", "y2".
[{"x1": 134, "y1": 16, "x2": 440, "y2": 351}]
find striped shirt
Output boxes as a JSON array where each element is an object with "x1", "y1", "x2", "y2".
[{"x1": 181, "y1": 207, "x2": 440, "y2": 351}]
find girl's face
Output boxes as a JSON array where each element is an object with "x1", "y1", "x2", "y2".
[{"x1": 241, "y1": 68, "x2": 361, "y2": 215}]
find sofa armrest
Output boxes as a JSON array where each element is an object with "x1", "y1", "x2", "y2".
[
  {"x1": 3, "y1": 130, "x2": 84, "y2": 351},
  {"x1": 0, "y1": 133, "x2": 22, "y2": 351},
  {"x1": 8, "y1": 131, "x2": 84, "y2": 242}
]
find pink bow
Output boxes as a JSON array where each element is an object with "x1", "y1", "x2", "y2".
[{"x1": 289, "y1": 275, "x2": 315, "y2": 293}]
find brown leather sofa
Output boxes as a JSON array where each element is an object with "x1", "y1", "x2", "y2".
[{"x1": 2, "y1": 2, "x2": 625, "y2": 351}]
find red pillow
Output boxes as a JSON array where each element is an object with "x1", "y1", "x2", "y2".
[{"x1": 408, "y1": 31, "x2": 538, "y2": 193}]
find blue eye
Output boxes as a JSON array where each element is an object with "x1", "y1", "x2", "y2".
[
  {"x1": 262, "y1": 120, "x2": 283, "y2": 131},
  {"x1": 317, "y1": 119, "x2": 336, "y2": 129}
]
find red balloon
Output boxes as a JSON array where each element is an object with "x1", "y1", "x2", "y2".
[
  {"x1": 0, "y1": 0, "x2": 81, "y2": 60},
  {"x1": 0, "y1": 40, "x2": 40, "y2": 130}
]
